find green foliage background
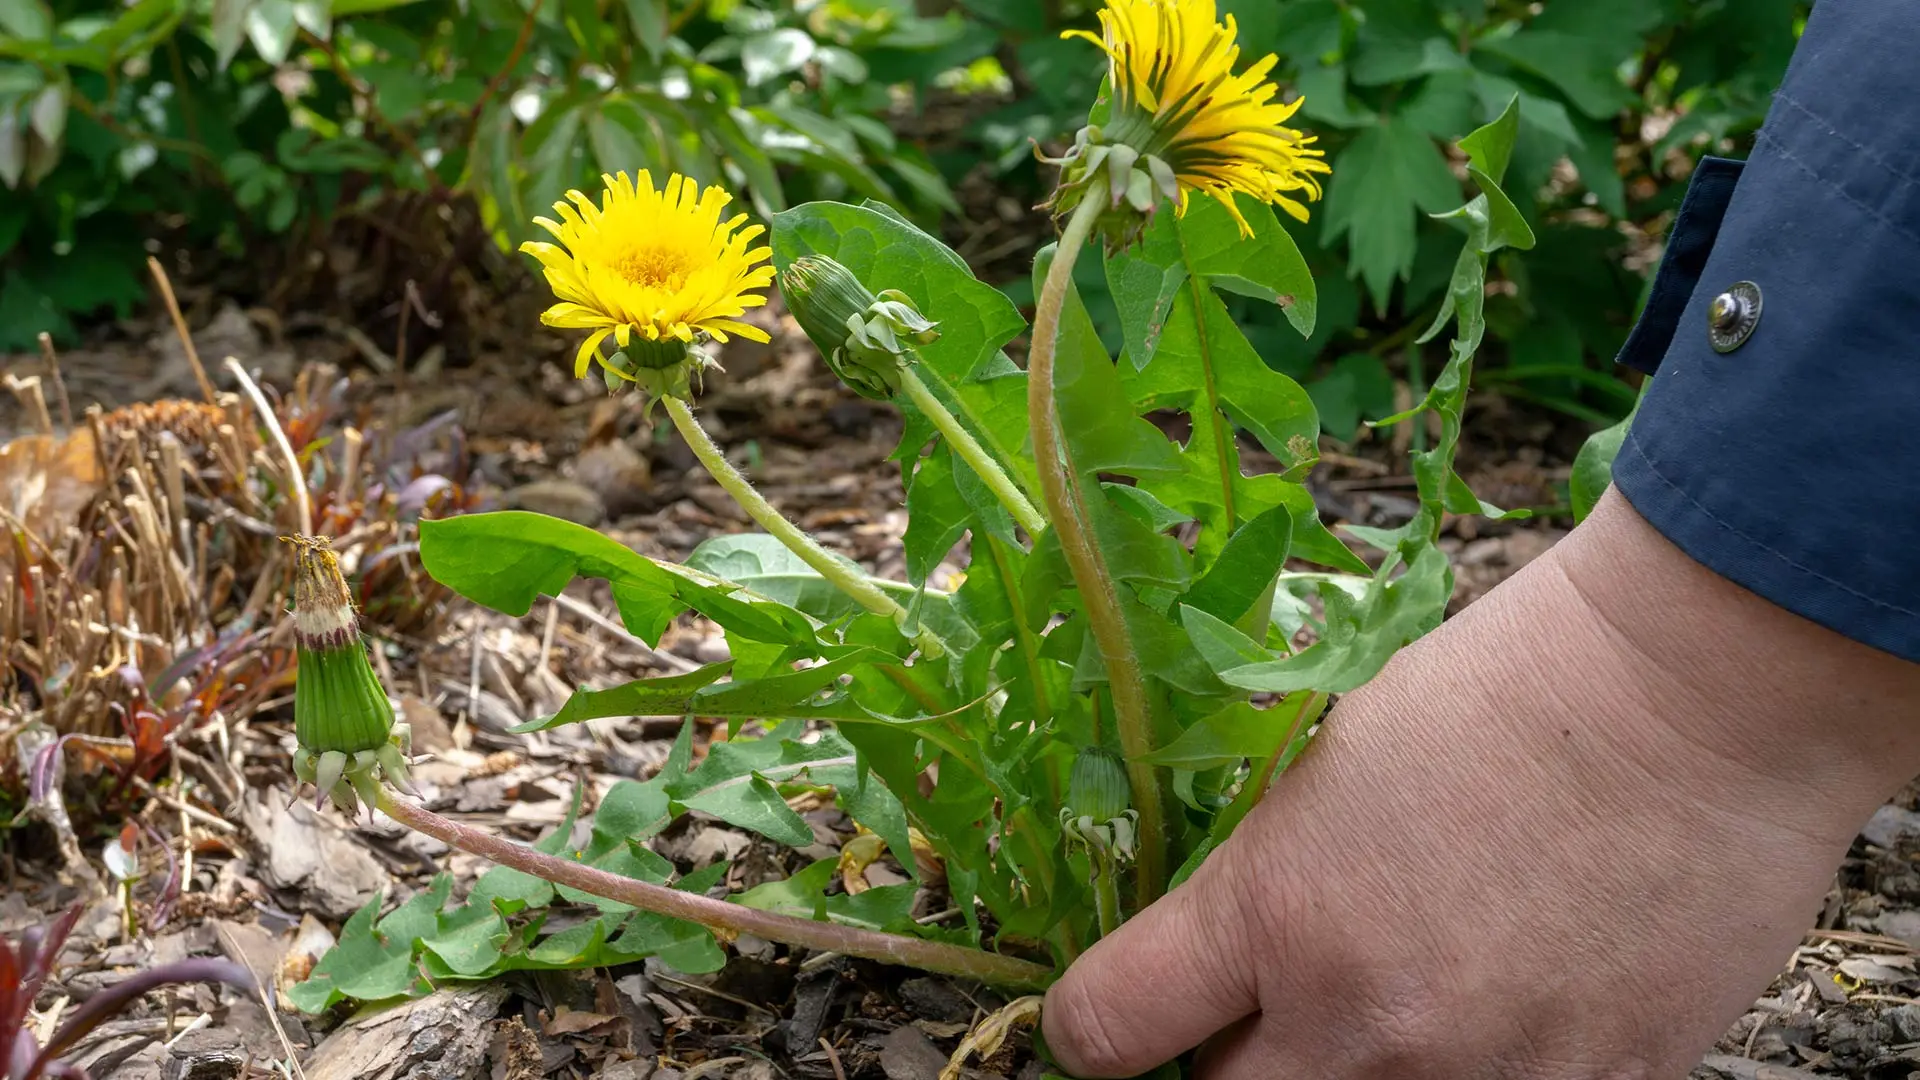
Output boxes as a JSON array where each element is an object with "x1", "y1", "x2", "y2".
[{"x1": 2, "y1": 0, "x2": 1804, "y2": 429}]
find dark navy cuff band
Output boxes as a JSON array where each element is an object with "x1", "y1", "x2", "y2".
[{"x1": 1610, "y1": 0, "x2": 1920, "y2": 664}]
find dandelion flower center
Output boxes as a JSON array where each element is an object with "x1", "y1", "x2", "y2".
[
  {"x1": 610, "y1": 244, "x2": 694, "y2": 290},
  {"x1": 520, "y1": 170, "x2": 776, "y2": 381}
]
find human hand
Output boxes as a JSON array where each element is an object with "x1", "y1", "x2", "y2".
[{"x1": 1042, "y1": 492, "x2": 1920, "y2": 1079}]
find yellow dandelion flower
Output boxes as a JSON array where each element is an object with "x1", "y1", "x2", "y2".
[
  {"x1": 521, "y1": 171, "x2": 776, "y2": 379},
  {"x1": 1061, "y1": 0, "x2": 1329, "y2": 236}
]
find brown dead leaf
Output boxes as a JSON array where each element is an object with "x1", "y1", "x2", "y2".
[
  {"x1": 0, "y1": 428, "x2": 101, "y2": 558},
  {"x1": 541, "y1": 1007, "x2": 622, "y2": 1037},
  {"x1": 941, "y1": 996, "x2": 1042, "y2": 1080}
]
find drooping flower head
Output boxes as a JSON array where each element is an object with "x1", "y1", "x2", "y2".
[
  {"x1": 282, "y1": 534, "x2": 415, "y2": 816},
  {"x1": 520, "y1": 171, "x2": 776, "y2": 388},
  {"x1": 1050, "y1": 0, "x2": 1330, "y2": 242}
]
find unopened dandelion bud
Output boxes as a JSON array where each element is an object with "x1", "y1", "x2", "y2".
[
  {"x1": 1066, "y1": 746, "x2": 1130, "y2": 824},
  {"x1": 1061, "y1": 746, "x2": 1140, "y2": 864},
  {"x1": 282, "y1": 535, "x2": 417, "y2": 815},
  {"x1": 779, "y1": 256, "x2": 939, "y2": 401}
]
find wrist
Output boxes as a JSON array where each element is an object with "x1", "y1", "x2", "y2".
[{"x1": 1545, "y1": 488, "x2": 1920, "y2": 805}]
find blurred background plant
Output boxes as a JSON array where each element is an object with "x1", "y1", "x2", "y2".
[{"x1": 2, "y1": 0, "x2": 1806, "y2": 432}]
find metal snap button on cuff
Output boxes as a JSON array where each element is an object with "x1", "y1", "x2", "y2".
[{"x1": 1707, "y1": 280, "x2": 1762, "y2": 353}]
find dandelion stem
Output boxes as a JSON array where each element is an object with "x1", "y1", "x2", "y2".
[
  {"x1": 1028, "y1": 186, "x2": 1168, "y2": 908},
  {"x1": 1091, "y1": 853, "x2": 1122, "y2": 939},
  {"x1": 896, "y1": 364, "x2": 1047, "y2": 538},
  {"x1": 662, "y1": 394, "x2": 948, "y2": 659},
  {"x1": 376, "y1": 789, "x2": 1053, "y2": 989}
]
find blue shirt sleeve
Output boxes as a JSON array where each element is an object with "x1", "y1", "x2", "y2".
[{"x1": 1611, "y1": 0, "x2": 1920, "y2": 663}]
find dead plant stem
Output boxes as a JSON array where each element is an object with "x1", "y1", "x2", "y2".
[{"x1": 222, "y1": 358, "x2": 312, "y2": 537}]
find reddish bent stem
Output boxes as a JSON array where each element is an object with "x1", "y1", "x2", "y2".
[{"x1": 377, "y1": 792, "x2": 1055, "y2": 990}]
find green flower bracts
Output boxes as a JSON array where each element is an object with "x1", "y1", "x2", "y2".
[
  {"x1": 282, "y1": 535, "x2": 416, "y2": 815},
  {"x1": 779, "y1": 255, "x2": 938, "y2": 400}
]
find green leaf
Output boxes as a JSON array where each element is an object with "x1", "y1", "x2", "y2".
[
  {"x1": 735, "y1": 857, "x2": 834, "y2": 919},
  {"x1": 1458, "y1": 90, "x2": 1522, "y2": 186},
  {"x1": 0, "y1": 0, "x2": 50, "y2": 39},
  {"x1": 903, "y1": 447, "x2": 972, "y2": 585},
  {"x1": 741, "y1": 27, "x2": 815, "y2": 87},
  {"x1": 667, "y1": 724, "x2": 906, "y2": 854},
  {"x1": 1571, "y1": 390, "x2": 1642, "y2": 523},
  {"x1": 1319, "y1": 118, "x2": 1459, "y2": 309},
  {"x1": 421, "y1": 511, "x2": 818, "y2": 649},
  {"x1": 243, "y1": 0, "x2": 299, "y2": 64},
  {"x1": 1118, "y1": 281, "x2": 1322, "y2": 564},
  {"x1": 1140, "y1": 699, "x2": 1302, "y2": 770},
  {"x1": 512, "y1": 663, "x2": 733, "y2": 733},
  {"x1": 1219, "y1": 541, "x2": 1452, "y2": 695},
  {"x1": 210, "y1": 0, "x2": 252, "y2": 67},
  {"x1": 1182, "y1": 504, "x2": 1292, "y2": 625},
  {"x1": 624, "y1": 0, "x2": 668, "y2": 61},
  {"x1": 1047, "y1": 254, "x2": 1184, "y2": 482},
  {"x1": 1108, "y1": 195, "x2": 1317, "y2": 369},
  {"x1": 1307, "y1": 353, "x2": 1396, "y2": 441},
  {"x1": 771, "y1": 202, "x2": 1035, "y2": 496},
  {"x1": 1177, "y1": 604, "x2": 1270, "y2": 675}
]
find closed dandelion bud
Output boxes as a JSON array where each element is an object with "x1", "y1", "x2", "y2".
[
  {"x1": 283, "y1": 535, "x2": 417, "y2": 815},
  {"x1": 779, "y1": 256, "x2": 939, "y2": 401},
  {"x1": 1066, "y1": 746, "x2": 1131, "y2": 824},
  {"x1": 1061, "y1": 746, "x2": 1139, "y2": 864}
]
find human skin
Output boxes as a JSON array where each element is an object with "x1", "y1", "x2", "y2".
[{"x1": 1042, "y1": 488, "x2": 1920, "y2": 1079}]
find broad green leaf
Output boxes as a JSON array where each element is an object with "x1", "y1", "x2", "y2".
[
  {"x1": 903, "y1": 447, "x2": 971, "y2": 585},
  {"x1": 1219, "y1": 543, "x2": 1451, "y2": 695},
  {"x1": 1120, "y1": 284, "x2": 1321, "y2": 564},
  {"x1": 623, "y1": 0, "x2": 667, "y2": 60},
  {"x1": 243, "y1": 0, "x2": 298, "y2": 64},
  {"x1": 511, "y1": 663, "x2": 733, "y2": 733},
  {"x1": 741, "y1": 27, "x2": 815, "y2": 86},
  {"x1": 683, "y1": 531, "x2": 978, "y2": 660},
  {"x1": 1182, "y1": 504, "x2": 1292, "y2": 625},
  {"x1": 421, "y1": 511, "x2": 817, "y2": 648},
  {"x1": 1048, "y1": 252, "x2": 1183, "y2": 481},
  {"x1": 210, "y1": 0, "x2": 252, "y2": 67},
  {"x1": 1319, "y1": 118, "x2": 1459, "y2": 309},
  {"x1": 736, "y1": 857, "x2": 834, "y2": 919},
  {"x1": 1140, "y1": 698, "x2": 1305, "y2": 770},
  {"x1": 1177, "y1": 604, "x2": 1270, "y2": 675},
  {"x1": 1108, "y1": 195, "x2": 1317, "y2": 369},
  {"x1": 0, "y1": 0, "x2": 50, "y2": 39}
]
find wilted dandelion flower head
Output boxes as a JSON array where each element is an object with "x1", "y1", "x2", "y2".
[{"x1": 1051, "y1": 0, "x2": 1330, "y2": 240}]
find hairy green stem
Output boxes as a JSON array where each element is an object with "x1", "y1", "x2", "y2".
[
  {"x1": 377, "y1": 790, "x2": 1054, "y2": 989},
  {"x1": 1091, "y1": 854, "x2": 1121, "y2": 939},
  {"x1": 1027, "y1": 188, "x2": 1168, "y2": 907},
  {"x1": 663, "y1": 394, "x2": 947, "y2": 659},
  {"x1": 897, "y1": 364, "x2": 1047, "y2": 538}
]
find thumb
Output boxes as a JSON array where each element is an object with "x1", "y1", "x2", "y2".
[{"x1": 1042, "y1": 855, "x2": 1262, "y2": 1077}]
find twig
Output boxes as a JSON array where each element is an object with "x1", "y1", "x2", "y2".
[
  {"x1": 147, "y1": 258, "x2": 218, "y2": 404},
  {"x1": 37, "y1": 333, "x2": 73, "y2": 428},
  {"x1": 550, "y1": 590, "x2": 700, "y2": 674},
  {"x1": 819, "y1": 1039, "x2": 848, "y2": 1080},
  {"x1": 214, "y1": 923, "x2": 309, "y2": 1080},
  {"x1": 222, "y1": 357, "x2": 312, "y2": 536},
  {"x1": 457, "y1": 0, "x2": 543, "y2": 148},
  {"x1": 377, "y1": 791, "x2": 1054, "y2": 989}
]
